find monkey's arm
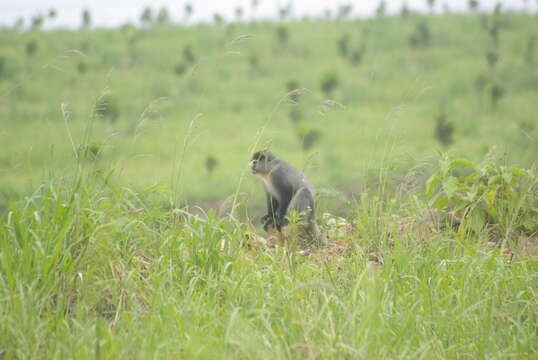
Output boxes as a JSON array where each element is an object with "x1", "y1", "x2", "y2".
[
  {"x1": 273, "y1": 180, "x2": 293, "y2": 231},
  {"x1": 262, "y1": 193, "x2": 279, "y2": 227}
]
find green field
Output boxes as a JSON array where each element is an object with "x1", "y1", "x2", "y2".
[
  {"x1": 1, "y1": 9, "x2": 537, "y2": 359},
  {"x1": 1, "y1": 13, "x2": 536, "y2": 201}
]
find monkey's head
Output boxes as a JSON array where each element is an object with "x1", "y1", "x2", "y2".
[{"x1": 250, "y1": 150, "x2": 278, "y2": 175}]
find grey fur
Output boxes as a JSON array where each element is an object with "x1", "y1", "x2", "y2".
[{"x1": 250, "y1": 150, "x2": 320, "y2": 241}]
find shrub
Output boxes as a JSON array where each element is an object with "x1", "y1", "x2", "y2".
[
  {"x1": 275, "y1": 26, "x2": 289, "y2": 46},
  {"x1": 320, "y1": 71, "x2": 339, "y2": 97},
  {"x1": 31, "y1": 15, "x2": 44, "y2": 30},
  {"x1": 486, "y1": 49, "x2": 499, "y2": 68},
  {"x1": 525, "y1": 35, "x2": 536, "y2": 64},
  {"x1": 94, "y1": 95, "x2": 120, "y2": 123},
  {"x1": 337, "y1": 34, "x2": 350, "y2": 57},
  {"x1": 468, "y1": 0, "x2": 479, "y2": 12},
  {"x1": 184, "y1": 3, "x2": 193, "y2": 20},
  {"x1": 235, "y1": 7, "x2": 243, "y2": 21},
  {"x1": 289, "y1": 108, "x2": 302, "y2": 125},
  {"x1": 490, "y1": 83, "x2": 504, "y2": 108},
  {"x1": 205, "y1": 156, "x2": 218, "y2": 175},
  {"x1": 174, "y1": 63, "x2": 187, "y2": 76},
  {"x1": 474, "y1": 73, "x2": 489, "y2": 93},
  {"x1": 213, "y1": 13, "x2": 224, "y2": 25},
  {"x1": 337, "y1": 4, "x2": 353, "y2": 19},
  {"x1": 26, "y1": 41, "x2": 38, "y2": 57},
  {"x1": 182, "y1": 45, "x2": 196, "y2": 64},
  {"x1": 82, "y1": 9, "x2": 91, "y2": 29},
  {"x1": 350, "y1": 43, "x2": 367, "y2": 66},
  {"x1": 302, "y1": 129, "x2": 322, "y2": 150},
  {"x1": 0, "y1": 57, "x2": 6, "y2": 80},
  {"x1": 248, "y1": 54, "x2": 259, "y2": 72},
  {"x1": 77, "y1": 62, "x2": 87, "y2": 74},
  {"x1": 426, "y1": 153, "x2": 537, "y2": 236},
  {"x1": 434, "y1": 113, "x2": 454, "y2": 148},
  {"x1": 376, "y1": 1, "x2": 387, "y2": 17},
  {"x1": 140, "y1": 7, "x2": 153, "y2": 26},
  {"x1": 409, "y1": 22, "x2": 431, "y2": 49},
  {"x1": 286, "y1": 80, "x2": 301, "y2": 102},
  {"x1": 157, "y1": 7, "x2": 170, "y2": 25}
]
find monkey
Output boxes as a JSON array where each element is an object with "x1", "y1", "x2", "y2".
[{"x1": 250, "y1": 150, "x2": 321, "y2": 242}]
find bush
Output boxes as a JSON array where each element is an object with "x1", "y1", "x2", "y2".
[
  {"x1": 409, "y1": 22, "x2": 431, "y2": 49},
  {"x1": 434, "y1": 113, "x2": 454, "y2": 148},
  {"x1": 0, "y1": 57, "x2": 6, "y2": 80},
  {"x1": 94, "y1": 94, "x2": 120, "y2": 123},
  {"x1": 337, "y1": 34, "x2": 350, "y2": 58},
  {"x1": 320, "y1": 71, "x2": 339, "y2": 97},
  {"x1": 77, "y1": 62, "x2": 87, "y2": 74},
  {"x1": 182, "y1": 45, "x2": 196, "y2": 65},
  {"x1": 426, "y1": 153, "x2": 537, "y2": 236},
  {"x1": 275, "y1": 26, "x2": 289, "y2": 46},
  {"x1": 205, "y1": 156, "x2": 218, "y2": 175},
  {"x1": 301, "y1": 129, "x2": 322, "y2": 150},
  {"x1": 286, "y1": 80, "x2": 300, "y2": 102},
  {"x1": 174, "y1": 63, "x2": 187, "y2": 76},
  {"x1": 490, "y1": 83, "x2": 504, "y2": 108},
  {"x1": 26, "y1": 41, "x2": 38, "y2": 57}
]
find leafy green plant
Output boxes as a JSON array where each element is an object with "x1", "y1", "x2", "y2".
[
  {"x1": 0, "y1": 56, "x2": 6, "y2": 80},
  {"x1": 524, "y1": 35, "x2": 536, "y2": 64},
  {"x1": 320, "y1": 71, "x2": 339, "y2": 97},
  {"x1": 26, "y1": 40, "x2": 38, "y2": 57},
  {"x1": 426, "y1": 153, "x2": 537, "y2": 237},
  {"x1": 468, "y1": 0, "x2": 479, "y2": 12},
  {"x1": 157, "y1": 7, "x2": 170, "y2": 25},
  {"x1": 94, "y1": 94, "x2": 120, "y2": 123},
  {"x1": 182, "y1": 45, "x2": 196, "y2": 65},
  {"x1": 275, "y1": 26, "x2": 289, "y2": 46},
  {"x1": 376, "y1": 0, "x2": 387, "y2": 17},
  {"x1": 77, "y1": 61, "x2": 87, "y2": 74},
  {"x1": 337, "y1": 34, "x2": 350, "y2": 58},
  {"x1": 174, "y1": 63, "x2": 187, "y2": 76},
  {"x1": 490, "y1": 82, "x2": 504, "y2": 108},
  {"x1": 301, "y1": 128, "x2": 322, "y2": 150},
  {"x1": 82, "y1": 9, "x2": 91, "y2": 29},
  {"x1": 409, "y1": 22, "x2": 431, "y2": 49},
  {"x1": 434, "y1": 112, "x2": 454, "y2": 148},
  {"x1": 205, "y1": 155, "x2": 218, "y2": 175},
  {"x1": 285, "y1": 80, "x2": 301, "y2": 102},
  {"x1": 140, "y1": 7, "x2": 154, "y2": 26}
]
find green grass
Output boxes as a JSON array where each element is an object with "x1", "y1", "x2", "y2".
[
  {"x1": 0, "y1": 172, "x2": 536, "y2": 359},
  {"x1": 1, "y1": 13, "x2": 537, "y2": 201},
  {"x1": 1, "y1": 11, "x2": 537, "y2": 359}
]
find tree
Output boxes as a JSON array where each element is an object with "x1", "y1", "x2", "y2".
[
  {"x1": 235, "y1": 7, "x2": 243, "y2": 22},
  {"x1": 468, "y1": 0, "x2": 479, "y2": 12},
  {"x1": 31, "y1": 15, "x2": 44, "y2": 30},
  {"x1": 376, "y1": 1, "x2": 387, "y2": 17},
  {"x1": 140, "y1": 7, "x2": 154, "y2": 26},
  {"x1": 82, "y1": 9, "x2": 91, "y2": 29},
  {"x1": 427, "y1": 0, "x2": 436, "y2": 13},
  {"x1": 184, "y1": 3, "x2": 194, "y2": 21},
  {"x1": 157, "y1": 7, "x2": 170, "y2": 25}
]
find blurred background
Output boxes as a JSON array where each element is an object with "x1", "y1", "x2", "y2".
[
  {"x1": 0, "y1": 0, "x2": 537, "y2": 212},
  {"x1": 2, "y1": 1, "x2": 537, "y2": 28}
]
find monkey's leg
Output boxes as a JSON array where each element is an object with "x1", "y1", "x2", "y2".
[{"x1": 287, "y1": 187, "x2": 314, "y2": 220}]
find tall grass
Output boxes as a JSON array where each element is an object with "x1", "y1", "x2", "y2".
[{"x1": 1, "y1": 159, "x2": 536, "y2": 358}]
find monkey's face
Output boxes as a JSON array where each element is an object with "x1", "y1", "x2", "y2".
[{"x1": 250, "y1": 150, "x2": 277, "y2": 175}]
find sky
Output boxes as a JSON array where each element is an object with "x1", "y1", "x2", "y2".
[{"x1": 1, "y1": 0, "x2": 535, "y2": 28}]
